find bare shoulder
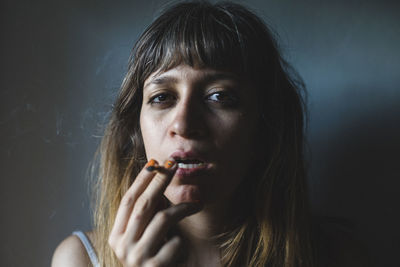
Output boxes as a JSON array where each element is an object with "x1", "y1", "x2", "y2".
[
  {"x1": 315, "y1": 217, "x2": 371, "y2": 267},
  {"x1": 51, "y1": 231, "x2": 96, "y2": 267}
]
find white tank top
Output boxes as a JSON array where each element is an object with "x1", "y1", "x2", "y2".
[{"x1": 72, "y1": 231, "x2": 100, "y2": 267}]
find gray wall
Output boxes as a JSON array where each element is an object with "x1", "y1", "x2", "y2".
[{"x1": 1, "y1": 0, "x2": 399, "y2": 266}]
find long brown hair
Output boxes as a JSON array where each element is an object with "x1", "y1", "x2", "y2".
[{"x1": 92, "y1": 1, "x2": 315, "y2": 266}]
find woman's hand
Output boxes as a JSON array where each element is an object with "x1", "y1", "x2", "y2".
[{"x1": 108, "y1": 159, "x2": 201, "y2": 267}]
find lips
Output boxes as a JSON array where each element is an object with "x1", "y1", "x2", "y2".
[
  {"x1": 170, "y1": 150, "x2": 206, "y2": 162},
  {"x1": 169, "y1": 150, "x2": 212, "y2": 178}
]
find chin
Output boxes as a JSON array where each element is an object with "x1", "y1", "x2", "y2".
[{"x1": 164, "y1": 184, "x2": 203, "y2": 204}]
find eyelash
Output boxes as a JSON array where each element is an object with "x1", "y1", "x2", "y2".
[
  {"x1": 148, "y1": 93, "x2": 175, "y2": 104},
  {"x1": 206, "y1": 91, "x2": 237, "y2": 105},
  {"x1": 147, "y1": 91, "x2": 238, "y2": 107}
]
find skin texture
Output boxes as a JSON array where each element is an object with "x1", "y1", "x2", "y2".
[{"x1": 140, "y1": 65, "x2": 259, "y2": 207}]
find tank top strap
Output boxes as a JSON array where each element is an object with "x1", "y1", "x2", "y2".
[{"x1": 72, "y1": 231, "x2": 100, "y2": 267}]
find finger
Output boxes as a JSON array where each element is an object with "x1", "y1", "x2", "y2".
[
  {"x1": 144, "y1": 236, "x2": 183, "y2": 267},
  {"x1": 139, "y1": 202, "x2": 201, "y2": 255},
  {"x1": 138, "y1": 160, "x2": 177, "y2": 206},
  {"x1": 110, "y1": 159, "x2": 158, "y2": 237},
  {"x1": 124, "y1": 160, "x2": 177, "y2": 241}
]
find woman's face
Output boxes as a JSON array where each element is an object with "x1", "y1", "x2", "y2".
[{"x1": 140, "y1": 65, "x2": 259, "y2": 207}]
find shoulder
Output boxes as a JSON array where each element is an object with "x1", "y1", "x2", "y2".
[
  {"x1": 51, "y1": 231, "x2": 96, "y2": 267},
  {"x1": 313, "y1": 217, "x2": 370, "y2": 267}
]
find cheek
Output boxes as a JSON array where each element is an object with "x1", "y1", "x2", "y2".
[
  {"x1": 214, "y1": 112, "x2": 257, "y2": 148},
  {"x1": 140, "y1": 112, "x2": 163, "y2": 158},
  {"x1": 214, "y1": 114, "x2": 259, "y2": 177}
]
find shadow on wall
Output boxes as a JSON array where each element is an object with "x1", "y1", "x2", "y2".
[{"x1": 309, "y1": 89, "x2": 400, "y2": 267}]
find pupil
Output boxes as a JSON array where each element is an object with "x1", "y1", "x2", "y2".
[{"x1": 157, "y1": 95, "x2": 166, "y2": 101}]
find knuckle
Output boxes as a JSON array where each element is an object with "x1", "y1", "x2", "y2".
[
  {"x1": 133, "y1": 243, "x2": 145, "y2": 256},
  {"x1": 155, "y1": 211, "x2": 170, "y2": 224},
  {"x1": 121, "y1": 194, "x2": 136, "y2": 207},
  {"x1": 173, "y1": 236, "x2": 182, "y2": 246},
  {"x1": 153, "y1": 174, "x2": 167, "y2": 185},
  {"x1": 131, "y1": 211, "x2": 144, "y2": 221},
  {"x1": 135, "y1": 197, "x2": 152, "y2": 213},
  {"x1": 114, "y1": 244, "x2": 127, "y2": 261},
  {"x1": 126, "y1": 247, "x2": 144, "y2": 266}
]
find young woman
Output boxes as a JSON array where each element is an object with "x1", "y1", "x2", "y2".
[{"x1": 52, "y1": 1, "x2": 366, "y2": 266}]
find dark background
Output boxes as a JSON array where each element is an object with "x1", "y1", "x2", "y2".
[{"x1": 1, "y1": 0, "x2": 399, "y2": 266}]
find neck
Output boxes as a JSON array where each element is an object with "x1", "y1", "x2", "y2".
[
  {"x1": 177, "y1": 204, "x2": 227, "y2": 267},
  {"x1": 178, "y1": 184, "x2": 248, "y2": 242},
  {"x1": 179, "y1": 206, "x2": 222, "y2": 241},
  {"x1": 174, "y1": 187, "x2": 249, "y2": 266}
]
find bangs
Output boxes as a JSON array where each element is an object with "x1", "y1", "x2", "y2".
[{"x1": 132, "y1": 2, "x2": 271, "y2": 85}]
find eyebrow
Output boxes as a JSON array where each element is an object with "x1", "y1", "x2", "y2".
[
  {"x1": 143, "y1": 72, "x2": 239, "y2": 90},
  {"x1": 146, "y1": 76, "x2": 179, "y2": 87}
]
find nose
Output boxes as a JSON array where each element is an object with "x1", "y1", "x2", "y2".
[{"x1": 168, "y1": 98, "x2": 206, "y2": 139}]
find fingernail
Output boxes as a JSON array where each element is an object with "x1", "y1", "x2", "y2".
[
  {"x1": 146, "y1": 159, "x2": 157, "y2": 172},
  {"x1": 164, "y1": 159, "x2": 176, "y2": 169}
]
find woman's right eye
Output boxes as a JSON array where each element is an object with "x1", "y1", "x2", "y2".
[{"x1": 148, "y1": 93, "x2": 175, "y2": 106}]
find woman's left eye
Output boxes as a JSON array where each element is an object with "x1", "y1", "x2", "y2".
[{"x1": 206, "y1": 91, "x2": 238, "y2": 105}]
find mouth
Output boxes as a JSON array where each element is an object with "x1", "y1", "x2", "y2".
[
  {"x1": 174, "y1": 159, "x2": 206, "y2": 169},
  {"x1": 170, "y1": 151, "x2": 213, "y2": 178}
]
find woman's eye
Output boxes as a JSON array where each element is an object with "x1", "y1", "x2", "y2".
[
  {"x1": 148, "y1": 93, "x2": 175, "y2": 105},
  {"x1": 206, "y1": 92, "x2": 238, "y2": 105}
]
